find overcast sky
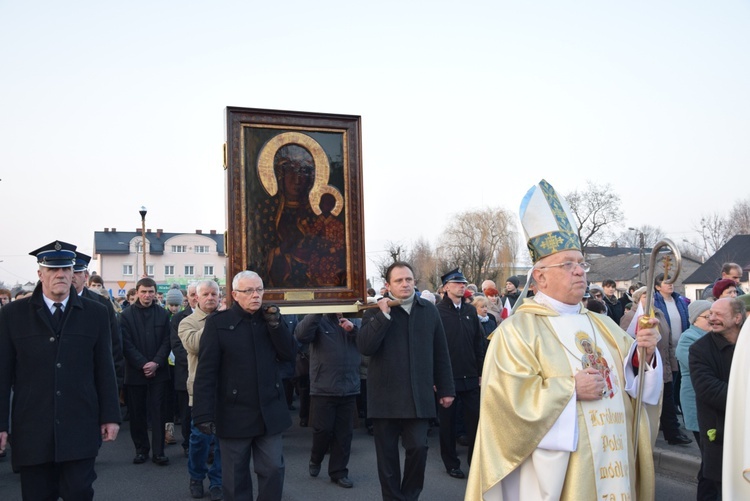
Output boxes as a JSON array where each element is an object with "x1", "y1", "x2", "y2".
[{"x1": 1, "y1": 1, "x2": 748, "y2": 287}]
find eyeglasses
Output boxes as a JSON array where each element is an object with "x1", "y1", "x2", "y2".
[
  {"x1": 697, "y1": 314, "x2": 711, "y2": 321},
  {"x1": 235, "y1": 287, "x2": 264, "y2": 295},
  {"x1": 537, "y1": 261, "x2": 591, "y2": 273}
]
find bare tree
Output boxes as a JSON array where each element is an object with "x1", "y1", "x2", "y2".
[
  {"x1": 436, "y1": 207, "x2": 518, "y2": 284},
  {"x1": 695, "y1": 213, "x2": 733, "y2": 257},
  {"x1": 565, "y1": 181, "x2": 624, "y2": 249},
  {"x1": 408, "y1": 238, "x2": 441, "y2": 292},
  {"x1": 616, "y1": 225, "x2": 665, "y2": 249},
  {"x1": 728, "y1": 199, "x2": 750, "y2": 235},
  {"x1": 373, "y1": 241, "x2": 408, "y2": 282}
]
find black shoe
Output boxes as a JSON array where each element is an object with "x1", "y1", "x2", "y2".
[
  {"x1": 183, "y1": 447, "x2": 189, "y2": 458},
  {"x1": 332, "y1": 477, "x2": 353, "y2": 488},
  {"x1": 456, "y1": 435, "x2": 469, "y2": 447},
  {"x1": 152, "y1": 454, "x2": 170, "y2": 465},
  {"x1": 447, "y1": 468, "x2": 465, "y2": 479},
  {"x1": 189, "y1": 479, "x2": 204, "y2": 498},
  {"x1": 667, "y1": 433, "x2": 692, "y2": 445},
  {"x1": 366, "y1": 425, "x2": 374, "y2": 436},
  {"x1": 133, "y1": 453, "x2": 148, "y2": 464},
  {"x1": 309, "y1": 461, "x2": 321, "y2": 477},
  {"x1": 300, "y1": 419, "x2": 308, "y2": 427},
  {"x1": 209, "y1": 485, "x2": 223, "y2": 500}
]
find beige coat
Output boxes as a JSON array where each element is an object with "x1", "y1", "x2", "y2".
[{"x1": 177, "y1": 307, "x2": 210, "y2": 406}]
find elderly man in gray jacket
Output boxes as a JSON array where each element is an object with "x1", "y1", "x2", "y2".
[{"x1": 358, "y1": 261, "x2": 455, "y2": 501}]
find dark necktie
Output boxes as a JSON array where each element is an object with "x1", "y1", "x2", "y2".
[{"x1": 52, "y1": 303, "x2": 64, "y2": 330}]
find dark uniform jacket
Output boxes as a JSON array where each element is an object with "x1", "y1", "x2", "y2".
[
  {"x1": 0, "y1": 285, "x2": 120, "y2": 466},
  {"x1": 120, "y1": 301, "x2": 171, "y2": 385},
  {"x1": 690, "y1": 331, "x2": 736, "y2": 481},
  {"x1": 192, "y1": 303, "x2": 296, "y2": 438},
  {"x1": 170, "y1": 306, "x2": 193, "y2": 392},
  {"x1": 82, "y1": 287, "x2": 125, "y2": 388},
  {"x1": 295, "y1": 314, "x2": 361, "y2": 397},
  {"x1": 357, "y1": 295, "x2": 455, "y2": 419},
  {"x1": 436, "y1": 296, "x2": 485, "y2": 391}
]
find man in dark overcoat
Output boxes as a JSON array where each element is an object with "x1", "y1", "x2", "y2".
[
  {"x1": 170, "y1": 281, "x2": 197, "y2": 457},
  {"x1": 436, "y1": 268, "x2": 484, "y2": 479},
  {"x1": 72, "y1": 251, "x2": 125, "y2": 390},
  {"x1": 690, "y1": 297, "x2": 746, "y2": 498},
  {"x1": 0, "y1": 240, "x2": 120, "y2": 500},
  {"x1": 192, "y1": 270, "x2": 296, "y2": 501},
  {"x1": 357, "y1": 261, "x2": 455, "y2": 501},
  {"x1": 120, "y1": 276, "x2": 172, "y2": 465}
]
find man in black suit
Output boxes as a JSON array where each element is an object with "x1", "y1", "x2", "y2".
[
  {"x1": 192, "y1": 271, "x2": 296, "y2": 501},
  {"x1": 72, "y1": 251, "x2": 125, "y2": 390},
  {"x1": 121, "y1": 277, "x2": 172, "y2": 466},
  {"x1": 690, "y1": 297, "x2": 746, "y2": 499},
  {"x1": 0, "y1": 240, "x2": 120, "y2": 500}
]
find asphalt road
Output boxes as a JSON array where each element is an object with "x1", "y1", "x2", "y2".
[{"x1": 0, "y1": 411, "x2": 699, "y2": 500}]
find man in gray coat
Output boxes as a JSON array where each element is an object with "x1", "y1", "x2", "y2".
[
  {"x1": 357, "y1": 261, "x2": 455, "y2": 501},
  {"x1": 295, "y1": 313, "x2": 360, "y2": 489}
]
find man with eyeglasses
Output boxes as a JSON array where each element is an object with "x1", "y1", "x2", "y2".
[
  {"x1": 702, "y1": 262, "x2": 746, "y2": 300},
  {"x1": 192, "y1": 271, "x2": 296, "y2": 501},
  {"x1": 466, "y1": 180, "x2": 663, "y2": 501},
  {"x1": 675, "y1": 300, "x2": 715, "y2": 499}
]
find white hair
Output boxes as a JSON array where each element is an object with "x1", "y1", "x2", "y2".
[
  {"x1": 232, "y1": 270, "x2": 262, "y2": 290},
  {"x1": 196, "y1": 280, "x2": 219, "y2": 295}
]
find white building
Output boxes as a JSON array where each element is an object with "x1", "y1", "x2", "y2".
[{"x1": 92, "y1": 228, "x2": 226, "y2": 296}]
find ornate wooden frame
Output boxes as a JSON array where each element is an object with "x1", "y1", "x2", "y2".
[{"x1": 225, "y1": 107, "x2": 365, "y2": 308}]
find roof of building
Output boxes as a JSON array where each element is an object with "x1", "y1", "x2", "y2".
[
  {"x1": 94, "y1": 229, "x2": 225, "y2": 256},
  {"x1": 585, "y1": 245, "x2": 653, "y2": 258},
  {"x1": 682, "y1": 234, "x2": 750, "y2": 284}
]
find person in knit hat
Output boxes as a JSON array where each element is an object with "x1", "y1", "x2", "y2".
[
  {"x1": 163, "y1": 284, "x2": 184, "y2": 446},
  {"x1": 502, "y1": 276, "x2": 521, "y2": 308},
  {"x1": 712, "y1": 278, "x2": 738, "y2": 300},
  {"x1": 466, "y1": 179, "x2": 663, "y2": 501},
  {"x1": 675, "y1": 299, "x2": 712, "y2": 462},
  {"x1": 165, "y1": 285, "x2": 185, "y2": 316}
]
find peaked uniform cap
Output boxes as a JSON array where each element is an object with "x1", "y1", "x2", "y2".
[
  {"x1": 519, "y1": 179, "x2": 582, "y2": 263},
  {"x1": 441, "y1": 268, "x2": 468, "y2": 285},
  {"x1": 29, "y1": 240, "x2": 77, "y2": 268},
  {"x1": 74, "y1": 251, "x2": 92, "y2": 272}
]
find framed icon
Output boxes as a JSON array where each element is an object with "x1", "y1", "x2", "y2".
[{"x1": 225, "y1": 107, "x2": 365, "y2": 308}]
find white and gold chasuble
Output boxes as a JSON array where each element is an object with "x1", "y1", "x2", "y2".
[
  {"x1": 465, "y1": 294, "x2": 661, "y2": 501},
  {"x1": 549, "y1": 314, "x2": 630, "y2": 501}
]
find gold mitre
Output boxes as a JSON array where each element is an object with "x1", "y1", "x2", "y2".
[{"x1": 519, "y1": 179, "x2": 581, "y2": 263}]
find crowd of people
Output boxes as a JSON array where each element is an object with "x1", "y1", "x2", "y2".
[{"x1": 1, "y1": 179, "x2": 749, "y2": 501}]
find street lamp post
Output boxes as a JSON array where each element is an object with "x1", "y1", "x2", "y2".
[
  {"x1": 139, "y1": 206, "x2": 147, "y2": 278},
  {"x1": 629, "y1": 227, "x2": 645, "y2": 283}
]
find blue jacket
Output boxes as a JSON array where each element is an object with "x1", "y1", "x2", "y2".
[
  {"x1": 675, "y1": 324, "x2": 708, "y2": 432},
  {"x1": 653, "y1": 291, "x2": 689, "y2": 334}
]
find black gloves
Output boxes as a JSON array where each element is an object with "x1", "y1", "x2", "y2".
[{"x1": 262, "y1": 304, "x2": 281, "y2": 329}]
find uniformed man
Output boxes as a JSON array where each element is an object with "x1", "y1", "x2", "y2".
[{"x1": 0, "y1": 240, "x2": 120, "y2": 500}]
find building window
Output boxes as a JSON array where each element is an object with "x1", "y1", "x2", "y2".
[
  {"x1": 195, "y1": 245, "x2": 210, "y2": 254},
  {"x1": 172, "y1": 245, "x2": 187, "y2": 253},
  {"x1": 165, "y1": 265, "x2": 174, "y2": 276},
  {"x1": 185, "y1": 265, "x2": 194, "y2": 276},
  {"x1": 123, "y1": 264, "x2": 133, "y2": 276},
  {"x1": 204, "y1": 265, "x2": 214, "y2": 276},
  {"x1": 146, "y1": 265, "x2": 154, "y2": 277},
  {"x1": 136, "y1": 242, "x2": 143, "y2": 253}
]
